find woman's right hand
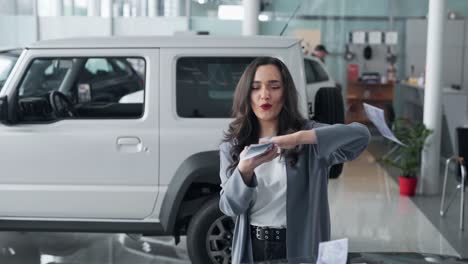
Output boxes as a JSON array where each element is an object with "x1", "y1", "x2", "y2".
[{"x1": 237, "y1": 144, "x2": 279, "y2": 185}]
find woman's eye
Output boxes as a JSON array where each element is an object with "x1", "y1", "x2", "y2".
[
  {"x1": 251, "y1": 85, "x2": 260, "y2": 90},
  {"x1": 272, "y1": 86, "x2": 281, "y2": 89}
]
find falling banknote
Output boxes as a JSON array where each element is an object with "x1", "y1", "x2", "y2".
[{"x1": 363, "y1": 103, "x2": 406, "y2": 146}]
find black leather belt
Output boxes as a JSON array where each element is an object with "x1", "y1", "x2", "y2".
[{"x1": 251, "y1": 225, "x2": 286, "y2": 241}]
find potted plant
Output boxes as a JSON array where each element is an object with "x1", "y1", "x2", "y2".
[{"x1": 381, "y1": 119, "x2": 432, "y2": 196}]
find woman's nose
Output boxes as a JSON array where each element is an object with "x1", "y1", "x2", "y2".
[{"x1": 260, "y1": 87, "x2": 270, "y2": 99}]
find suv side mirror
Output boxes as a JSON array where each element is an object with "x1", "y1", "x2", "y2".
[{"x1": 0, "y1": 96, "x2": 8, "y2": 123}]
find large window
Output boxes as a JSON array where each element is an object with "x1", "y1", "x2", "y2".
[
  {"x1": 16, "y1": 57, "x2": 145, "y2": 122},
  {"x1": 176, "y1": 57, "x2": 255, "y2": 118}
]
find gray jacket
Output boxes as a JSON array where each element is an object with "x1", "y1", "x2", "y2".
[{"x1": 219, "y1": 121, "x2": 371, "y2": 264}]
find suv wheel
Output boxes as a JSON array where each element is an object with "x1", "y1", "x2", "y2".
[{"x1": 187, "y1": 197, "x2": 234, "y2": 264}]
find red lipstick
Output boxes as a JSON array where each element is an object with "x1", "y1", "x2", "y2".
[{"x1": 260, "y1": 104, "x2": 272, "y2": 110}]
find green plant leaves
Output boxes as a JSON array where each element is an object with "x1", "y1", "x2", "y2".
[{"x1": 380, "y1": 118, "x2": 432, "y2": 177}]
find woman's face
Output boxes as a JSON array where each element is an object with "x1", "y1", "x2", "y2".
[{"x1": 250, "y1": 64, "x2": 284, "y2": 123}]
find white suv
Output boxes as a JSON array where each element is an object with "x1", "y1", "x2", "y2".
[{"x1": 0, "y1": 36, "x2": 342, "y2": 264}]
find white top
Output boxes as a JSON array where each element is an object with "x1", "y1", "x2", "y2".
[{"x1": 250, "y1": 155, "x2": 287, "y2": 228}]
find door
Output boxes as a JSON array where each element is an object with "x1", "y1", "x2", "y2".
[{"x1": 0, "y1": 48, "x2": 159, "y2": 220}]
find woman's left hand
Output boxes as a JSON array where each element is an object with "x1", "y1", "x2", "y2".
[{"x1": 268, "y1": 132, "x2": 301, "y2": 149}]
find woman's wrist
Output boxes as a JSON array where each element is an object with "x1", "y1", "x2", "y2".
[
  {"x1": 238, "y1": 163, "x2": 254, "y2": 185},
  {"x1": 238, "y1": 163, "x2": 253, "y2": 177}
]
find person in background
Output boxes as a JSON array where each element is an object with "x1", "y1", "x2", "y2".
[{"x1": 312, "y1": 44, "x2": 329, "y2": 63}]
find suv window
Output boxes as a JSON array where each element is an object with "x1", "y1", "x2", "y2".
[
  {"x1": 176, "y1": 57, "x2": 255, "y2": 118},
  {"x1": 304, "y1": 59, "x2": 329, "y2": 84},
  {"x1": 16, "y1": 57, "x2": 145, "y2": 122},
  {"x1": 85, "y1": 58, "x2": 115, "y2": 75},
  {"x1": 19, "y1": 59, "x2": 72, "y2": 97}
]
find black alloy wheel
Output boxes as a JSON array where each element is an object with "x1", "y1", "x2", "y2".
[{"x1": 187, "y1": 197, "x2": 234, "y2": 264}]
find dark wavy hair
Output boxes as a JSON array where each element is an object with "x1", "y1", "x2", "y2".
[{"x1": 222, "y1": 57, "x2": 307, "y2": 175}]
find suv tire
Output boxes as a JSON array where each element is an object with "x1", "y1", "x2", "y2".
[
  {"x1": 314, "y1": 87, "x2": 345, "y2": 179},
  {"x1": 187, "y1": 197, "x2": 234, "y2": 264},
  {"x1": 313, "y1": 87, "x2": 345, "y2": 125}
]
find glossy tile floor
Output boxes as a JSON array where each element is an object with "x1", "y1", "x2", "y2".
[
  {"x1": 0, "y1": 146, "x2": 461, "y2": 263},
  {"x1": 367, "y1": 140, "x2": 468, "y2": 257},
  {"x1": 329, "y1": 149, "x2": 459, "y2": 257}
]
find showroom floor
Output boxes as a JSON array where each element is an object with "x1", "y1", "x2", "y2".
[
  {"x1": 0, "y1": 141, "x2": 465, "y2": 263},
  {"x1": 367, "y1": 139, "x2": 468, "y2": 258},
  {"x1": 330, "y1": 145, "x2": 459, "y2": 257}
]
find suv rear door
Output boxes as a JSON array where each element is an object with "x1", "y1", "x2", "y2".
[{"x1": 0, "y1": 48, "x2": 159, "y2": 221}]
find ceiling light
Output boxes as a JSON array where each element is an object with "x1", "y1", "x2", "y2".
[{"x1": 258, "y1": 14, "x2": 269, "y2": 21}]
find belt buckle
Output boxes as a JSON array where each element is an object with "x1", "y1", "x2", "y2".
[
  {"x1": 256, "y1": 227, "x2": 262, "y2": 240},
  {"x1": 253, "y1": 226, "x2": 282, "y2": 241}
]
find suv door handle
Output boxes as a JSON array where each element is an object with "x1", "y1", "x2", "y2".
[
  {"x1": 116, "y1": 137, "x2": 142, "y2": 153},
  {"x1": 117, "y1": 137, "x2": 141, "y2": 145}
]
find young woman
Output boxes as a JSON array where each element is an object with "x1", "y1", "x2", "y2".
[{"x1": 219, "y1": 57, "x2": 370, "y2": 264}]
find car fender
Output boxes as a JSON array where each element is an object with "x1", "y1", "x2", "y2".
[{"x1": 159, "y1": 150, "x2": 220, "y2": 233}]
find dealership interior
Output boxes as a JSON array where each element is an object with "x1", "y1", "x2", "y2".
[{"x1": 0, "y1": 0, "x2": 468, "y2": 263}]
